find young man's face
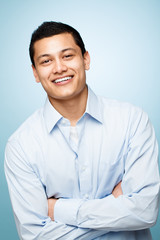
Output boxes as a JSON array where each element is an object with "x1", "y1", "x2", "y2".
[{"x1": 32, "y1": 33, "x2": 90, "y2": 103}]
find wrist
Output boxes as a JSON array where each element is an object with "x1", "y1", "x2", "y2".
[{"x1": 48, "y1": 198, "x2": 58, "y2": 221}]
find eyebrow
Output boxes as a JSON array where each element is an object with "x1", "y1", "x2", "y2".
[
  {"x1": 61, "y1": 48, "x2": 76, "y2": 53},
  {"x1": 37, "y1": 48, "x2": 76, "y2": 60}
]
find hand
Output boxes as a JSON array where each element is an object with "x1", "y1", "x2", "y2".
[
  {"x1": 48, "y1": 198, "x2": 58, "y2": 221},
  {"x1": 112, "y1": 181, "x2": 123, "y2": 198}
]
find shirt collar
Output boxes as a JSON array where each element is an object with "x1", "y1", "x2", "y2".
[
  {"x1": 43, "y1": 98, "x2": 62, "y2": 133},
  {"x1": 85, "y1": 86, "x2": 103, "y2": 124},
  {"x1": 43, "y1": 86, "x2": 103, "y2": 133}
]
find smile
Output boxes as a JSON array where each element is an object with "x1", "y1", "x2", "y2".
[{"x1": 54, "y1": 76, "x2": 73, "y2": 83}]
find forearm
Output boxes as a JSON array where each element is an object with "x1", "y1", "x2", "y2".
[
  {"x1": 35, "y1": 221, "x2": 107, "y2": 240},
  {"x1": 54, "y1": 182, "x2": 159, "y2": 231}
]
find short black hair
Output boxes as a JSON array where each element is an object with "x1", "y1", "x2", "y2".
[{"x1": 29, "y1": 21, "x2": 86, "y2": 67}]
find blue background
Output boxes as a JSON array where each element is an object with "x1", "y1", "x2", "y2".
[{"x1": 0, "y1": 0, "x2": 159, "y2": 239}]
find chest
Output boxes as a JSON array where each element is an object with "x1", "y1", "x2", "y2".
[{"x1": 31, "y1": 121, "x2": 128, "y2": 199}]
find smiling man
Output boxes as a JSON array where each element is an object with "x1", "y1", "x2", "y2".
[{"x1": 5, "y1": 21, "x2": 159, "y2": 240}]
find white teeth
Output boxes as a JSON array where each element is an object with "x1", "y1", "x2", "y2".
[{"x1": 54, "y1": 76, "x2": 72, "y2": 83}]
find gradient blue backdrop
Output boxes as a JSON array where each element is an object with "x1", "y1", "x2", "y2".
[{"x1": 0, "y1": 0, "x2": 159, "y2": 239}]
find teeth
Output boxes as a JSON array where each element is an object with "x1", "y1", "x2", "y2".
[{"x1": 54, "y1": 76, "x2": 72, "y2": 83}]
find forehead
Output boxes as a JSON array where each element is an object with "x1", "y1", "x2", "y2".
[{"x1": 33, "y1": 33, "x2": 80, "y2": 57}]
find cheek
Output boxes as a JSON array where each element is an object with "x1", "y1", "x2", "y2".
[
  {"x1": 71, "y1": 62, "x2": 86, "y2": 76},
  {"x1": 37, "y1": 67, "x2": 52, "y2": 80},
  {"x1": 78, "y1": 64, "x2": 86, "y2": 79},
  {"x1": 69, "y1": 57, "x2": 85, "y2": 71}
]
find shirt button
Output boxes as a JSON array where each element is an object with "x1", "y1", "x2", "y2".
[
  {"x1": 61, "y1": 119, "x2": 66, "y2": 124},
  {"x1": 84, "y1": 194, "x2": 89, "y2": 199},
  {"x1": 81, "y1": 166, "x2": 86, "y2": 172}
]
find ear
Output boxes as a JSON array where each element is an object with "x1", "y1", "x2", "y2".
[
  {"x1": 32, "y1": 65, "x2": 40, "y2": 83},
  {"x1": 83, "y1": 51, "x2": 90, "y2": 70}
]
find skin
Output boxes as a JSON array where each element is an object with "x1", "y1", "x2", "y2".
[{"x1": 32, "y1": 32, "x2": 123, "y2": 221}]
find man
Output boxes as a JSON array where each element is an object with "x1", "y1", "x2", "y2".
[{"x1": 5, "y1": 21, "x2": 159, "y2": 240}]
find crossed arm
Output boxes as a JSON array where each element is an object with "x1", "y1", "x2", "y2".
[
  {"x1": 48, "y1": 181, "x2": 123, "y2": 221},
  {"x1": 5, "y1": 143, "x2": 159, "y2": 240}
]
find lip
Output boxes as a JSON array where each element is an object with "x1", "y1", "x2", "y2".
[
  {"x1": 52, "y1": 75, "x2": 74, "y2": 85},
  {"x1": 52, "y1": 75, "x2": 73, "y2": 82}
]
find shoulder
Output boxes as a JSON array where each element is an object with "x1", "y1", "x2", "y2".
[
  {"x1": 7, "y1": 107, "x2": 44, "y2": 146},
  {"x1": 99, "y1": 95, "x2": 146, "y2": 119},
  {"x1": 98, "y1": 95, "x2": 150, "y2": 134}
]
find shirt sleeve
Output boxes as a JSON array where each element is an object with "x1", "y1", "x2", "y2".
[
  {"x1": 4, "y1": 140, "x2": 108, "y2": 240},
  {"x1": 54, "y1": 110, "x2": 160, "y2": 231}
]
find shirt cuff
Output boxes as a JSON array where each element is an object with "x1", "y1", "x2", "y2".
[{"x1": 54, "y1": 198, "x2": 84, "y2": 226}]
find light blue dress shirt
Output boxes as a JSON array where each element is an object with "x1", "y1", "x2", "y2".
[{"x1": 5, "y1": 87, "x2": 159, "y2": 240}]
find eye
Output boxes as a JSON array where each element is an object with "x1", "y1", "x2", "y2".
[
  {"x1": 43, "y1": 59, "x2": 51, "y2": 64},
  {"x1": 63, "y1": 54, "x2": 73, "y2": 59},
  {"x1": 40, "y1": 59, "x2": 52, "y2": 65}
]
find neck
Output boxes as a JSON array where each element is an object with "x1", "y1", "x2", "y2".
[{"x1": 49, "y1": 85, "x2": 88, "y2": 126}]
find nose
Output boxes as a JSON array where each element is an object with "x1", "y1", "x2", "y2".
[{"x1": 53, "y1": 59, "x2": 67, "y2": 74}]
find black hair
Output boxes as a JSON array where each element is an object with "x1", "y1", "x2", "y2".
[{"x1": 29, "y1": 21, "x2": 86, "y2": 67}]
